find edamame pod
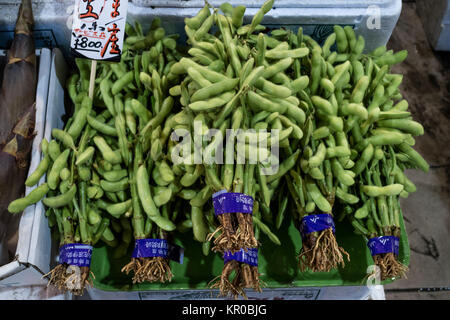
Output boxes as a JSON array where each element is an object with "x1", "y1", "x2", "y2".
[
  {"x1": 8, "y1": 183, "x2": 50, "y2": 213},
  {"x1": 43, "y1": 185, "x2": 77, "y2": 208}
]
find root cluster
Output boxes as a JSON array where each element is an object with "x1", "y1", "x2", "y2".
[
  {"x1": 373, "y1": 252, "x2": 408, "y2": 281},
  {"x1": 298, "y1": 227, "x2": 350, "y2": 272},
  {"x1": 209, "y1": 260, "x2": 263, "y2": 299},
  {"x1": 121, "y1": 257, "x2": 173, "y2": 284},
  {"x1": 44, "y1": 264, "x2": 93, "y2": 296},
  {"x1": 207, "y1": 213, "x2": 258, "y2": 254}
]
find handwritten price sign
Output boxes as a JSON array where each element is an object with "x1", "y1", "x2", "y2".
[{"x1": 70, "y1": 0, "x2": 128, "y2": 61}]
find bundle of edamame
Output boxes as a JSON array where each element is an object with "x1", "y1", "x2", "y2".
[
  {"x1": 8, "y1": 91, "x2": 97, "y2": 295},
  {"x1": 7, "y1": 0, "x2": 429, "y2": 297},
  {"x1": 325, "y1": 26, "x2": 429, "y2": 280},
  {"x1": 7, "y1": 18, "x2": 186, "y2": 292},
  {"x1": 167, "y1": 0, "x2": 305, "y2": 298}
]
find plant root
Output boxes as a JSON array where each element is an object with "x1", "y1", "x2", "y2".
[
  {"x1": 373, "y1": 252, "x2": 408, "y2": 281},
  {"x1": 208, "y1": 213, "x2": 258, "y2": 254},
  {"x1": 43, "y1": 264, "x2": 93, "y2": 296},
  {"x1": 209, "y1": 261, "x2": 264, "y2": 300},
  {"x1": 121, "y1": 257, "x2": 173, "y2": 284},
  {"x1": 237, "y1": 213, "x2": 258, "y2": 250},
  {"x1": 208, "y1": 213, "x2": 241, "y2": 253},
  {"x1": 298, "y1": 227, "x2": 350, "y2": 272},
  {"x1": 209, "y1": 260, "x2": 244, "y2": 299}
]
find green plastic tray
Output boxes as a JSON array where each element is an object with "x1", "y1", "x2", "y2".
[{"x1": 90, "y1": 211, "x2": 409, "y2": 292}]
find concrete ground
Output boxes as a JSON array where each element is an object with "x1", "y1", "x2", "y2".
[{"x1": 383, "y1": 2, "x2": 450, "y2": 300}]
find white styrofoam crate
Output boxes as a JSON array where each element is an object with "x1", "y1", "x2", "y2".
[
  {"x1": 84, "y1": 285, "x2": 385, "y2": 300},
  {"x1": 0, "y1": 0, "x2": 401, "y2": 57},
  {"x1": 0, "y1": 48, "x2": 52, "y2": 287}
]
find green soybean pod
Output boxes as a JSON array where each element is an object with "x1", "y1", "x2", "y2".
[
  {"x1": 305, "y1": 201, "x2": 316, "y2": 213},
  {"x1": 247, "y1": 91, "x2": 287, "y2": 114},
  {"x1": 326, "y1": 146, "x2": 351, "y2": 158},
  {"x1": 8, "y1": 183, "x2": 50, "y2": 213},
  {"x1": 231, "y1": 5, "x2": 246, "y2": 28},
  {"x1": 331, "y1": 159, "x2": 354, "y2": 186},
  {"x1": 334, "y1": 25, "x2": 348, "y2": 53},
  {"x1": 100, "y1": 178, "x2": 129, "y2": 193},
  {"x1": 185, "y1": 5, "x2": 210, "y2": 30},
  {"x1": 322, "y1": 33, "x2": 336, "y2": 59},
  {"x1": 25, "y1": 154, "x2": 51, "y2": 187},
  {"x1": 87, "y1": 186, "x2": 103, "y2": 199},
  {"x1": 194, "y1": 14, "x2": 214, "y2": 41},
  {"x1": 312, "y1": 127, "x2": 330, "y2": 140},
  {"x1": 352, "y1": 35, "x2": 365, "y2": 58},
  {"x1": 99, "y1": 78, "x2": 116, "y2": 116},
  {"x1": 291, "y1": 76, "x2": 309, "y2": 94},
  {"x1": 353, "y1": 144, "x2": 374, "y2": 175},
  {"x1": 397, "y1": 142, "x2": 429, "y2": 172},
  {"x1": 192, "y1": 206, "x2": 208, "y2": 242},
  {"x1": 43, "y1": 185, "x2": 77, "y2": 208},
  {"x1": 253, "y1": 216, "x2": 281, "y2": 245},
  {"x1": 153, "y1": 187, "x2": 172, "y2": 207},
  {"x1": 335, "y1": 187, "x2": 359, "y2": 204},
  {"x1": 309, "y1": 142, "x2": 326, "y2": 168},
  {"x1": 262, "y1": 57, "x2": 293, "y2": 79},
  {"x1": 189, "y1": 91, "x2": 235, "y2": 112},
  {"x1": 59, "y1": 168, "x2": 70, "y2": 181},
  {"x1": 403, "y1": 175, "x2": 417, "y2": 193},
  {"x1": 363, "y1": 184, "x2": 404, "y2": 197},
  {"x1": 88, "y1": 208, "x2": 102, "y2": 225},
  {"x1": 305, "y1": 180, "x2": 332, "y2": 213},
  {"x1": 87, "y1": 115, "x2": 118, "y2": 137},
  {"x1": 351, "y1": 75, "x2": 370, "y2": 104},
  {"x1": 103, "y1": 169, "x2": 128, "y2": 182},
  {"x1": 52, "y1": 129, "x2": 76, "y2": 151},
  {"x1": 47, "y1": 149, "x2": 70, "y2": 190},
  {"x1": 107, "y1": 199, "x2": 132, "y2": 219},
  {"x1": 311, "y1": 96, "x2": 334, "y2": 115},
  {"x1": 93, "y1": 136, "x2": 122, "y2": 164},
  {"x1": 354, "y1": 201, "x2": 370, "y2": 219},
  {"x1": 67, "y1": 107, "x2": 88, "y2": 141},
  {"x1": 285, "y1": 104, "x2": 306, "y2": 125},
  {"x1": 344, "y1": 26, "x2": 356, "y2": 51},
  {"x1": 331, "y1": 60, "x2": 351, "y2": 86},
  {"x1": 377, "y1": 119, "x2": 424, "y2": 136},
  {"x1": 254, "y1": 77, "x2": 292, "y2": 99},
  {"x1": 136, "y1": 165, "x2": 160, "y2": 217},
  {"x1": 352, "y1": 60, "x2": 365, "y2": 84},
  {"x1": 75, "y1": 146, "x2": 95, "y2": 166},
  {"x1": 78, "y1": 166, "x2": 91, "y2": 181},
  {"x1": 191, "y1": 78, "x2": 239, "y2": 102},
  {"x1": 266, "y1": 47, "x2": 309, "y2": 59},
  {"x1": 391, "y1": 99, "x2": 409, "y2": 112}
]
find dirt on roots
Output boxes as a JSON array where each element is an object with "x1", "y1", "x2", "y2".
[
  {"x1": 298, "y1": 227, "x2": 350, "y2": 272},
  {"x1": 44, "y1": 264, "x2": 93, "y2": 296},
  {"x1": 121, "y1": 257, "x2": 173, "y2": 284}
]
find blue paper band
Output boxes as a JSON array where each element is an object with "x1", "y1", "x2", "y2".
[
  {"x1": 299, "y1": 214, "x2": 336, "y2": 238},
  {"x1": 212, "y1": 190, "x2": 254, "y2": 216},
  {"x1": 223, "y1": 248, "x2": 258, "y2": 267},
  {"x1": 59, "y1": 244, "x2": 93, "y2": 267},
  {"x1": 132, "y1": 239, "x2": 184, "y2": 264},
  {"x1": 367, "y1": 236, "x2": 400, "y2": 256}
]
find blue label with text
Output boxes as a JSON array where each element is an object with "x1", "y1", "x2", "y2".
[
  {"x1": 299, "y1": 214, "x2": 335, "y2": 238},
  {"x1": 368, "y1": 236, "x2": 400, "y2": 256},
  {"x1": 223, "y1": 248, "x2": 258, "y2": 267},
  {"x1": 212, "y1": 190, "x2": 253, "y2": 216},
  {"x1": 132, "y1": 239, "x2": 184, "y2": 264},
  {"x1": 59, "y1": 244, "x2": 93, "y2": 267}
]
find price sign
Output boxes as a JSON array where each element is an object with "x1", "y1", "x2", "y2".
[{"x1": 70, "y1": 0, "x2": 128, "y2": 61}]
